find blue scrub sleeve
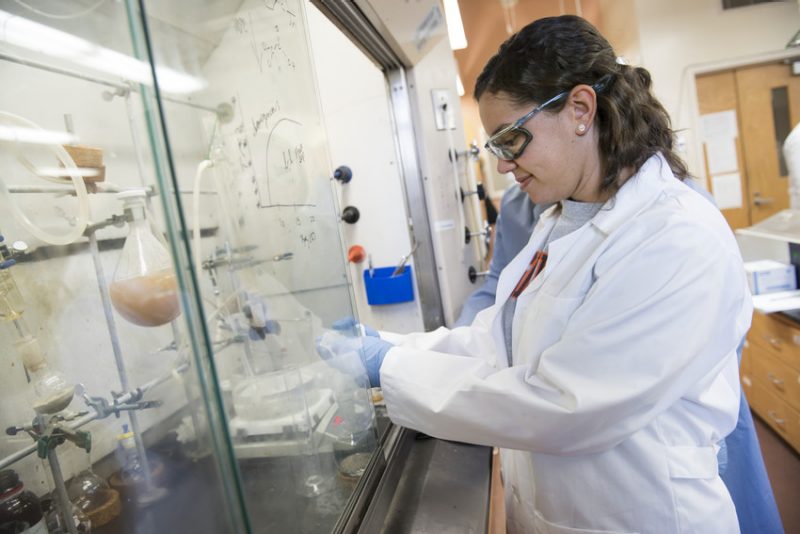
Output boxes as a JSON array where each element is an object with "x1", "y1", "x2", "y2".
[{"x1": 455, "y1": 187, "x2": 545, "y2": 326}]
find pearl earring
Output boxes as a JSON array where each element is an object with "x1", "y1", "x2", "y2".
[{"x1": 577, "y1": 124, "x2": 586, "y2": 133}]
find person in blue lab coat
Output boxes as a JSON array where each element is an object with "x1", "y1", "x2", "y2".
[{"x1": 456, "y1": 184, "x2": 783, "y2": 534}]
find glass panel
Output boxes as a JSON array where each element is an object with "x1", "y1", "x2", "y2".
[
  {"x1": 771, "y1": 86, "x2": 791, "y2": 177},
  {"x1": 0, "y1": 0, "x2": 276, "y2": 533},
  {"x1": 136, "y1": 0, "x2": 379, "y2": 532}
]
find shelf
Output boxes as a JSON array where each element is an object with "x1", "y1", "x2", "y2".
[{"x1": 735, "y1": 209, "x2": 800, "y2": 245}]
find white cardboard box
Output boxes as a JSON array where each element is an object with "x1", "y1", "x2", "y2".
[{"x1": 744, "y1": 260, "x2": 797, "y2": 295}]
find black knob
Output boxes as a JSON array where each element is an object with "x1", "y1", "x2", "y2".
[
  {"x1": 342, "y1": 206, "x2": 360, "y2": 224},
  {"x1": 333, "y1": 165, "x2": 353, "y2": 183},
  {"x1": 468, "y1": 266, "x2": 477, "y2": 284},
  {"x1": 461, "y1": 184, "x2": 486, "y2": 202},
  {"x1": 464, "y1": 225, "x2": 471, "y2": 244}
]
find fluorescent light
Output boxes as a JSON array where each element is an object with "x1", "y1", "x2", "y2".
[
  {"x1": 0, "y1": 9, "x2": 206, "y2": 94},
  {"x1": 456, "y1": 74, "x2": 465, "y2": 97},
  {"x1": 443, "y1": 0, "x2": 468, "y2": 50},
  {"x1": 0, "y1": 125, "x2": 78, "y2": 145}
]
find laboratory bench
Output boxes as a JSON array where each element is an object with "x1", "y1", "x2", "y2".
[
  {"x1": 742, "y1": 310, "x2": 800, "y2": 454},
  {"x1": 91, "y1": 409, "x2": 493, "y2": 533}
]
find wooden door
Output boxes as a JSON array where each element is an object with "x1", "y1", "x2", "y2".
[
  {"x1": 736, "y1": 62, "x2": 800, "y2": 224},
  {"x1": 696, "y1": 70, "x2": 751, "y2": 230}
]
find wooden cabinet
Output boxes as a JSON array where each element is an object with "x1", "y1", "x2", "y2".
[{"x1": 744, "y1": 312, "x2": 800, "y2": 453}]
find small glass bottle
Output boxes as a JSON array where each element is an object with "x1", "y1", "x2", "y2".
[
  {"x1": 109, "y1": 189, "x2": 181, "y2": 327},
  {"x1": 0, "y1": 469, "x2": 46, "y2": 534},
  {"x1": 114, "y1": 425, "x2": 145, "y2": 488}
]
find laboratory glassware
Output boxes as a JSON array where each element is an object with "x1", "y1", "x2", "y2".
[
  {"x1": 14, "y1": 335, "x2": 75, "y2": 415},
  {"x1": 0, "y1": 469, "x2": 45, "y2": 533},
  {"x1": 109, "y1": 190, "x2": 180, "y2": 327}
]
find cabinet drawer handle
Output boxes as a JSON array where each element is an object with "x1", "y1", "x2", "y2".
[
  {"x1": 762, "y1": 335, "x2": 782, "y2": 349},
  {"x1": 767, "y1": 373, "x2": 785, "y2": 390},
  {"x1": 767, "y1": 411, "x2": 787, "y2": 429}
]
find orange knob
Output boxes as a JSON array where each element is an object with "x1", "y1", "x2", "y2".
[{"x1": 348, "y1": 245, "x2": 366, "y2": 263}]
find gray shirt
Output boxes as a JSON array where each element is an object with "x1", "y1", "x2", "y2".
[{"x1": 501, "y1": 199, "x2": 604, "y2": 365}]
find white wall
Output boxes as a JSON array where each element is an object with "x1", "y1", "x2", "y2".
[
  {"x1": 634, "y1": 0, "x2": 800, "y2": 182},
  {"x1": 306, "y1": 5, "x2": 425, "y2": 334},
  {"x1": 307, "y1": 3, "x2": 485, "y2": 329}
]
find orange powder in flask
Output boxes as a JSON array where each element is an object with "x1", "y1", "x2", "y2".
[{"x1": 109, "y1": 270, "x2": 180, "y2": 327}]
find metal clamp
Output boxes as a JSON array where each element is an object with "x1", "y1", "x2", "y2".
[
  {"x1": 6, "y1": 417, "x2": 92, "y2": 459},
  {"x1": 81, "y1": 385, "x2": 162, "y2": 419}
]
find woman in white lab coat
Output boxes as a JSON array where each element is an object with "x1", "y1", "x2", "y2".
[{"x1": 339, "y1": 15, "x2": 752, "y2": 534}]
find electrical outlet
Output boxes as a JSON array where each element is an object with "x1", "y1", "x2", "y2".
[{"x1": 431, "y1": 89, "x2": 455, "y2": 130}]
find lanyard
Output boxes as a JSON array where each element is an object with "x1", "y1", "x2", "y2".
[{"x1": 510, "y1": 249, "x2": 548, "y2": 299}]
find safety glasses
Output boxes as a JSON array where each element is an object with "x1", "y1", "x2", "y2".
[
  {"x1": 484, "y1": 76, "x2": 611, "y2": 161},
  {"x1": 484, "y1": 91, "x2": 568, "y2": 161}
]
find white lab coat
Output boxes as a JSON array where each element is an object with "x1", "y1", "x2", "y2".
[{"x1": 380, "y1": 153, "x2": 751, "y2": 534}]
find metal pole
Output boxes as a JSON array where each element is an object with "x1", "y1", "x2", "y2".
[
  {"x1": 46, "y1": 444, "x2": 79, "y2": 534},
  {"x1": 0, "y1": 52, "x2": 221, "y2": 115},
  {"x1": 87, "y1": 230, "x2": 156, "y2": 492}
]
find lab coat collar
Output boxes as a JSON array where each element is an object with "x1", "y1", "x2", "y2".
[
  {"x1": 590, "y1": 152, "x2": 675, "y2": 236},
  {"x1": 497, "y1": 153, "x2": 675, "y2": 302},
  {"x1": 495, "y1": 153, "x2": 674, "y2": 304}
]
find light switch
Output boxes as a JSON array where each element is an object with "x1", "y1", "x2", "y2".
[{"x1": 431, "y1": 89, "x2": 455, "y2": 130}]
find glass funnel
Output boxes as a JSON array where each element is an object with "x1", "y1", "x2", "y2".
[{"x1": 109, "y1": 189, "x2": 181, "y2": 327}]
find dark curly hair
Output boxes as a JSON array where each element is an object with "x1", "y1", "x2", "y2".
[{"x1": 475, "y1": 15, "x2": 688, "y2": 194}]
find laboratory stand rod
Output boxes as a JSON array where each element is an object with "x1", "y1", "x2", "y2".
[
  {"x1": 87, "y1": 230, "x2": 156, "y2": 491},
  {"x1": 46, "y1": 441, "x2": 79, "y2": 534},
  {"x1": 0, "y1": 52, "x2": 220, "y2": 115},
  {"x1": 5, "y1": 184, "x2": 217, "y2": 196},
  {"x1": 0, "y1": 368, "x2": 180, "y2": 470}
]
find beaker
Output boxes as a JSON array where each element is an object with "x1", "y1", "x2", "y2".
[
  {"x1": 14, "y1": 335, "x2": 75, "y2": 415},
  {"x1": 109, "y1": 190, "x2": 181, "y2": 327},
  {"x1": 330, "y1": 390, "x2": 377, "y2": 480}
]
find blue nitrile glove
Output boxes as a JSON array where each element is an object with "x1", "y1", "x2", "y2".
[
  {"x1": 360, "y1": 335, "x2": 392, "y2": 387},
  {"x1": 316, "y1": 330, "x2": 393, "y2": 387},
  {"x1": 331, "y1": 316, "x2": 379, "y2": 338}
]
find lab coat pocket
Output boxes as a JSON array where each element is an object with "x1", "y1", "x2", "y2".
[
  {"x1": 665, "y1": 445, "x2": 718, "y2": 479},
  {"x1": 533, "y1": 511, "x2": 638, "y2": 534},
  {"x1": 514, "y1": 292, "x2": 584, "y2": 367}
]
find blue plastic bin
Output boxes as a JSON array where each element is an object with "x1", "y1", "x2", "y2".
[{"x1": 363, "y1": 266, "x2": 414, "y2": 305}]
